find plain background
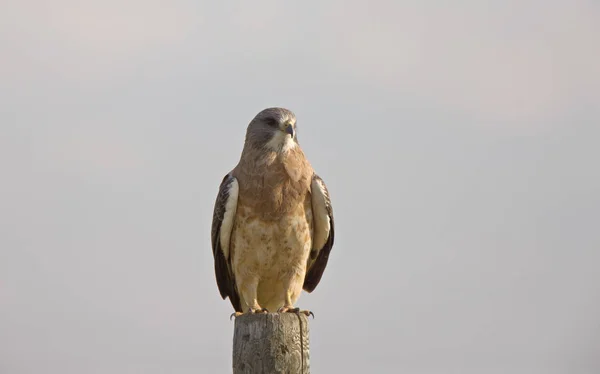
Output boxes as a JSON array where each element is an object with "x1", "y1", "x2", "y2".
[{"x1": 1, "y1": 1, "x2": 599, "y2": 373}]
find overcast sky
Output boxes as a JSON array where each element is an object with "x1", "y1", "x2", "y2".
[{"x1": 1, "y1": 1, "x2": 599, "y2": 373}]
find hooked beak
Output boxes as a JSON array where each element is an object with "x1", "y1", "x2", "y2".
[{"x1": 284, "y1": 124, "x2": 295, "y2": 138}]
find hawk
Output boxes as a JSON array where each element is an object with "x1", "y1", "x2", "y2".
[{"x1": 211, "y1": 107, "x2": 335, "y2": 316}]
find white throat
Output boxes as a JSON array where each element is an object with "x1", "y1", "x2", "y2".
[{"x1": 265, "y1": 132, "x2": 296, "y2": 153}]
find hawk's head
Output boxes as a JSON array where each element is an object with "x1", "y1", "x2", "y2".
[{"x1": 244, "y1": 107, "x2": 298, "y2": 153}]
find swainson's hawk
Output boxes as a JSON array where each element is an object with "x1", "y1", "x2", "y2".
[{"x1": 211, "y1": 107, "x2": 335, "y2": 316}]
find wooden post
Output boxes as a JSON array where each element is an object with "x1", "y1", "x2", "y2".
[{"x1": 233, "y1": 313, "x2": 310, "y2": 373}]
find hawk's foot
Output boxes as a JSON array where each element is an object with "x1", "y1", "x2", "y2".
[
  {"x1": 247, "y1": 307, "x2": 269, "y2": 315},
  {"x1": 229, "y1": 308, "x2": 269, "y2": 320},
  {"x1": 277, "y1": 306, "x2": 314, "y2": 319}
]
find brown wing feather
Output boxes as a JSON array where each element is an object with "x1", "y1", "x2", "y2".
[
  {"x1": 303, "y1": 174, "x2": 335, "y2": 293},
  {"x1": 211, "y1": 173, "x2": 242, "y2": 312}
]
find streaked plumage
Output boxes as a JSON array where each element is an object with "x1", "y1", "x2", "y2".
[{"x1": 211, "y1": 107, "x2": 335, "y2": 314}]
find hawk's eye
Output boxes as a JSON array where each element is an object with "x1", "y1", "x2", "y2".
[{"x1": 264, "y1": 118, "x2": 278, "y2": 127}]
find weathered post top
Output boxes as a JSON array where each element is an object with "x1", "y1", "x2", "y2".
[{"x1": 233, "y1": 313, "x2": 310, "y2": 374}]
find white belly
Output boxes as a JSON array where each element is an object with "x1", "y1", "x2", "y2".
[{"x1": 231, "y1": 204, "x2": 313, "y2": 311}]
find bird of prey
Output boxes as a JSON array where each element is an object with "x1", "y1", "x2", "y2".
[{"x1": 211, "y1": 107, "x2": 335, "y2": 317}]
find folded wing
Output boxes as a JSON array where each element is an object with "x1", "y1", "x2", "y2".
[
  {"x1": 303, "y1": 174, "x2": 335, "y2": 293},
  {"x1": 211, "y1": 173, "x2": 242, "y2": 311}
]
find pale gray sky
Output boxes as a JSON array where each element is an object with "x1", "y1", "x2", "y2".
[{"x1": 1, "y1": 1, "x2": 599, "y2": 373}]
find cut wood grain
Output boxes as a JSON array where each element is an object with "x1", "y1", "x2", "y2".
[{"x1": 233, "y1": 313, "x2": 310, "y2": 374}]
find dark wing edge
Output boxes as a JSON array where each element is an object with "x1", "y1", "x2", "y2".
[
  {"x1": 303, "y1": 174, "x2": 335, "y2": 293},
  {"x1": 211, "y1": 173, "x2": 242, "y2": 312}
]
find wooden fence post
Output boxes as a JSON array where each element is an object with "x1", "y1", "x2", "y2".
[{"x1": 233, "y1": 313, "x2": 310, "y2": 373}]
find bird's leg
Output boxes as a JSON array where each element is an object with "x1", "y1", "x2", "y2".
[
  {"x1": 245, "y1": 303, "x2": 269, "y2": 315},
  {"x1": 276, "y1": 274, "x2": 313, "y2": 318},
  {"x1": 237, "y1": 275, "x2": 268, "y2": 315}
]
